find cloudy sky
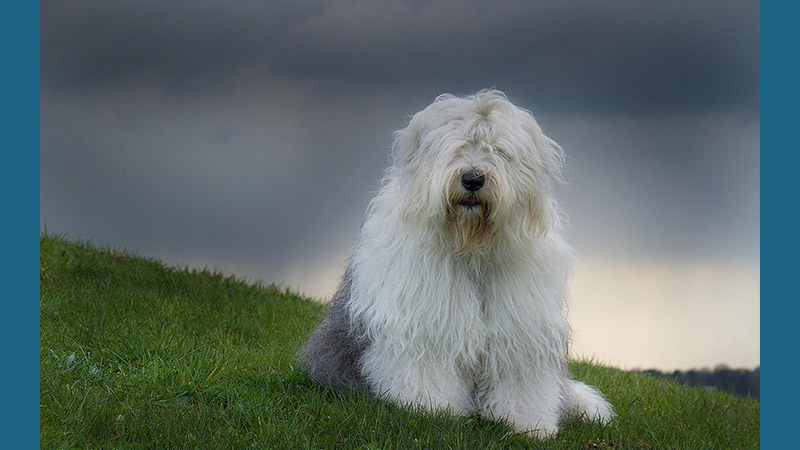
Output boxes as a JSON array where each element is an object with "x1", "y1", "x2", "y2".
[{"x1": 40, "y1": 0, "x2": 760, "y2": 371}]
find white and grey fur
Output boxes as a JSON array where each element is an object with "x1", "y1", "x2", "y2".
[{"x1": 299, "y1": 90, "x2": 614, "y2": 439}]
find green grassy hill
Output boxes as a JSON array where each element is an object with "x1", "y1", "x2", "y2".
[{"x1": 40, "y1": 235, "x2": 759, "y2": 449}]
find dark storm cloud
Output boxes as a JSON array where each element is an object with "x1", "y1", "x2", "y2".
[
  {"x1": 40, "y1": 0, "x2": 760, "y2": 275},
  {"x1": 40, "y1": 0, "x2": 314, "y2": 93},
  {"x1": 42, "y1": 0, "x2": 758, "y2": 114}
]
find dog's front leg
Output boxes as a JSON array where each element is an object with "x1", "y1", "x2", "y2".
[
  {"x1": 361, "y1": 346, "x2": 475, "y2": 416},
  {"x1": 480, "y1": 370, "x2": 564, "y2": 440}
]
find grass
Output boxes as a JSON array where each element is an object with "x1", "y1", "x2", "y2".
[{"x1": 40, "y1": 234, "x2": 760, "y2": 449}]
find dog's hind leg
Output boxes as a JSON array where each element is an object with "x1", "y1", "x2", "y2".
[{"x1": 299, "y1": 264, "x2": 367, "y2": 391}]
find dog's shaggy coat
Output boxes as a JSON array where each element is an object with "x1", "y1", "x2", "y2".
[{"x1": 300, "y1": 90, "x2": 614, "y2": 438}]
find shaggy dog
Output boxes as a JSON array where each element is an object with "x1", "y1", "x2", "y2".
[{"x1": 300, "y1": 90, "x2": 614, "y2": 439}]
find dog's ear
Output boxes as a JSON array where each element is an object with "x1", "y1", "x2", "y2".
[
  {"x1": 390, "y1": 120, "x2": 420, "y2": 169},
  {"x1": 537, "y1": 134, "x2": 567, "y2": 186},
  {"x1": 517, "y1": 112, "x2": 566, "y2": 186}
]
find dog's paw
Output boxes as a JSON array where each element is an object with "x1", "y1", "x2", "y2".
[
  {"x1": 524, "y1": 424, "x2": 558, "y2": 441},
  {"x1": 507, "y1": 415, "x2": 559, "y2": 440}
]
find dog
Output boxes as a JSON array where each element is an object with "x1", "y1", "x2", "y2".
[{"x1": 300, "y1": 90, "x2": 614, "y2": 439}]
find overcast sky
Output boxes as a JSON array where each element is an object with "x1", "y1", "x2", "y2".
[{"x1": 40, "y1": 0, "x2": 760, "y2": 371}]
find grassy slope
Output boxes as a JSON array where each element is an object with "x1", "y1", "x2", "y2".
[{"x1": 40, "y1": 235, "x2": 759, "y2": 449}]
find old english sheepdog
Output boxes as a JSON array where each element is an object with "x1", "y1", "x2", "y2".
[{"x1": 300, "y1": 90, "x2": 614, "y2": 438}]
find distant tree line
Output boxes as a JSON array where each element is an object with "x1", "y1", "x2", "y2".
[{"x1": 635, "y1": 365, "x2": 760, "y2": 400}]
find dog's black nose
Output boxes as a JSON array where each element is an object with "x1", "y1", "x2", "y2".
[{"x1": 461, "y1": 171, "x2": 485, "y2": 192}]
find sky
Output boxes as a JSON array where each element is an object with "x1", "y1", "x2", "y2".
[{"x1": 40, "y1": 0, "x2": 760, "y2": 371}]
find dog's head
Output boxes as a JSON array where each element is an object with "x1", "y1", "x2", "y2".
[{"x1": 386, "y1": 90, "x2": 566, "y2": 252}]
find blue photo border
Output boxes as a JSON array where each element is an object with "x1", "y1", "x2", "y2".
[
  {"x1": 761, "y1": 2, "x2": 793, "y2": 449},
  {"x1": 5, "y1": 1, "x2": 40, "y2": 447}
]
